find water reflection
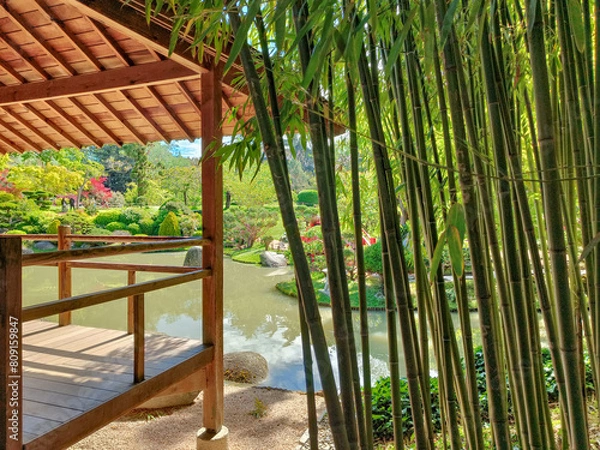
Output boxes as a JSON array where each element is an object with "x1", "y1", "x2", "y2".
[{"x1": 22, "y1": 252, "x2": 481, "y2": 391}]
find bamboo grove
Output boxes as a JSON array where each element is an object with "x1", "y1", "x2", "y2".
[{"x1": 148, "y1": 0, "x2": 600, "y2": 448}]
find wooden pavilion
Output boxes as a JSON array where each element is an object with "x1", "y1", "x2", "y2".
[{"x1": 0, "y1": 1, "x2": 251, "y2": 448}]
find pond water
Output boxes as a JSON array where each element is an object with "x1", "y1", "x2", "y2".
[{"x1": 23, "y1": 252, "x2": 482, "y2": 391}]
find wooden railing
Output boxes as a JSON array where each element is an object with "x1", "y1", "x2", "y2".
[{"x1": 0, "y1": 226, "x2": 221, "y2": 450}]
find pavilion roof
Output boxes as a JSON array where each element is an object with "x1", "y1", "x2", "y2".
[{"x1": 0, "y1": 0, "x2": 251, "y2": 153}]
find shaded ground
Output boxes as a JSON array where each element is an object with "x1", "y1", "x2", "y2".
[{"x1": 70, "y1": 383, "x2": 323, "y2": 450}]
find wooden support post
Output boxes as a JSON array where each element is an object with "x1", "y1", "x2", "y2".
[
  {"x1": 58, "y1": 225, "x2": 72, "y2": 326},
  {"x1": 127, "y1": 270, "x2": 136, "y2": 334},
  {"x1": 0, "y1": 236, "x2": 23, "y2": 450},
  {"x1": 133, "y1": 293, "x2": 145, "y2": 383},
  {"x1": 201, "y1": 64, "x2": 224, "y2": 434}
]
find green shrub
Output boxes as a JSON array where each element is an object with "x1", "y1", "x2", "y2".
[
  {"x1": 47, "y1": 219, "x2": 61, "y2": 235},
  {"x1": 89, "y1": 227, "x2": 112, "y2": 236},
  {"x1": 372, "y1": 376, "x2": 441, "y2": 441},
  {"x1": 180, "y1": 214, "x2": 201, "y2": 236},
  {"x1": 126, "y1": 223, "x2": 141, "y2": 235},
  {"x1": 106, "y1": 221, "x2": 127, "y2": 232},
  {"x1": 364, "y1": 241, "x2": 382, "y2": 274},
  {"x1": 18, "y1": 225, "x2": 37, "y2": 234},
  {"x1": 121, "y1": 207, "x2": 152, "y2": 225},
  {"x1": 5, "y1": 229, "x2": 26, "y2": 235},
  {"x1": 94, "y1": 210, "x2": 123, "y2": 226},
  {"x1": 60, "y1": 211, "x2": 93, "y2": 234},
  {"x1": 296, "y1": 189, "x2": 319, "y2": 206},
  {"x1": 138, "y1": 218, "x2": 155, "y2": 235},
  {"x1": 158, "y1": 211, "x2": 181, "y2": 236}
]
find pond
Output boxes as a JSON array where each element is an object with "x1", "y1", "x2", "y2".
[{"x1": 23, "y1": 251, "x2": 482, "y2": 391}]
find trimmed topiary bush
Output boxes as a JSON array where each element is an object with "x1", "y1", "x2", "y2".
[
  {"x1": 364, "y1": 241, "x2": 382, "y2": 274},
  {"x1": 89, "y1": 227, "x2": 112, "y2": 236},
  {"x1": 94, "y1": 210, "x2": 124, "y2": 226},
  {"x1": 158, "y1": 211, "x2": 181, "y2": 236},
  {"x1": 61, "y1": 211, "x2": 93, "y2": 234},
  {"x1": 297, "y1": 189, "x2": 319, "y2": 206},
  {"x1": 138, "y1": 218, "x2": 155, "y2": 235},
  {"x1": 126, "y1": 223, "x2": 141, "y2": 235},
  {"x1": 5, "y1": 229, "x2": 26, "y2": 235},
  {"x1": 47, "y1": 219, "x2": 61, "y2": 235},
  {"x1": 106, "y1": 221, "x2": 128, "y2": 232}
]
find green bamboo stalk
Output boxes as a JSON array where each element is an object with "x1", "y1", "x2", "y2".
[
  {"x1": 524, "y1": 1, "x2": 589, "y2": 446},
  {"x1": 227, "y1": 8, "x2": 350, "y2": 449}
]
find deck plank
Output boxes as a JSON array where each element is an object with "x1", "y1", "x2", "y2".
[{"x1": 21, "y1": 320, "x2": 206, "y2": 446}]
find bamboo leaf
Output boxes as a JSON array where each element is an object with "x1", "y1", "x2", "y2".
[
  {"x1": 579, "y1": 232, "x2": 600, "y2": 263},
  {"x1": 383, "y1": 7, "x2": 418, "y2": 76},
  {"x1": 224, "y1": 1, "x2": 262, "y2": 74},
  {"x1": 567, "y1": 0, "x2": 586, "y2": 52},
  {"x1": 440, "y1": 0, "x2": 459, "y2": 47},
  {"x1": 447, "y1": 225, "x2": 464, "y2": 277},
  {"x1": 430, "y1": 229, "x2": 446, "y2": 280},
  {"x1": 302, "y1": 7, "x2": 334, "y2": 90},
  {"x1": 466, "y1": 0, "x2": 483, "y2": 31},
  {"x1": 274, "y1": 0, "x2": 294, "y2": 51},
  {"x1": 446, "y1": 203, "x2": 466, "y2": 240}
]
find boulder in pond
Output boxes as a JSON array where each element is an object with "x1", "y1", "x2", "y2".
[
  {"x1": 33, "y1": 241, "x2": 56, "y2": 251},
  {"x1": 184, "y1": 246, "x2": 202, "y2": 267},
  {"x1": 259, "y1": 251, "x2": 287, "y2": 268},
  {"x1": 223, "y1": 351, "x2": 268, "y2": 384}
]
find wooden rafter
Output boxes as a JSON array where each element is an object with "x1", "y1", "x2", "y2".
[
  {"x1": 94, "y1": 94, "x2": 145, "y2": 145},
  {"x1": 0, "y1": 2, "x2": 76, "y2": 77},
  {"x1": 44, "y1": 100, "x2": 102, "y2": 147},
  {"x1": 0, "y1": 60, "x2": 197, "y2": 106},
  {"x1": 0, "y1": 106, "x2": 57, "y2": 150},
  {"x1": 0, "y1": 115, "x2": 43, "y2": 151},
  {"x1": 0, "y1": 33, "x2": 48, "y2": 80},
  {"x1": 177, "y1": 81, "x2": 202, "y2": 117},
  {"x1": 122, "y1": 90, "x2": 169, "y2": 142},
  {"x1": 146, "y1": 85, "x2": 193, "y2": 139},
  {"x1": 68, "y1": 97, "x2": 121, "y2": 144},
  {"x1": 33, "y1": 0, "x2": 104, "y2": 72},
  {"x1": 24, "y1": 103, "x2": 80, "y2": 148},
  {"x1": 63, "y1": 0, "x2": 206, "y2": 74},
  {"x1": 88, "y1": 19, "x2": 134, "y2": 67},
  {"x1": 221, "y1": 90, "x2": 244, "y2": 122},
  {"x1": 0, "y1": 59, "x2": 25, "y2": 84}
]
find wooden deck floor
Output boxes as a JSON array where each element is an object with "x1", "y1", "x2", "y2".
[{"x1": 22, "y1": 320, "x2": 209, "y2": 447}]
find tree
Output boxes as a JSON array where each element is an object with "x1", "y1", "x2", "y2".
[{"x1": 223, "y1": 207, "x2": 277, "y2": 248}]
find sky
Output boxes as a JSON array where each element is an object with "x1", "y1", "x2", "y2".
[{"x1": 169, "y1": 139, "x2": 202, "y2": 158}]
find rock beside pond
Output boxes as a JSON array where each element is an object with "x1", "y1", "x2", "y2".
[
  {"x1": 184, "y1": 246, "x2": 202, "y2": 267},
  {"x1": 223, "y1": 351, "x2": 268, "y2": 384},
  {"x1": 260, "y1": 251, "x2": 287, "y2": 268},
  {"x1": 33, "y1": 241, "x2": 56, "y2": 251},
  {"x1": 22, "y1": 247, "x2": 34, "y2": 254}
]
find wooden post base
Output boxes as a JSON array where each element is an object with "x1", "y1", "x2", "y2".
[{"x1": 197, "y1": 426, "x2": 228, "y2": 450}]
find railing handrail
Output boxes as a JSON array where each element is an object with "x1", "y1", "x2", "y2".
[
  {"x1": 22, "y1": 268, "x2": 211, "y2": 322},
  {"x1": 22, "y1": 237, "x2": 210, "y2": 266},
  {"x1": 22, "y1": 234, "x2": 197, "y2": 242}
]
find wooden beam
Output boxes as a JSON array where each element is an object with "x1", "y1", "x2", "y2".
[
  {"x1": 63, "y1": 0, "x2": 206, "y2": 74},
  {"x1": 65, "y1": 261, "x2": 200, "y2": 273},
  {"x1": 0, "y1": 2, "x2": 76, "y2": 77},
  {"x1": 0, "y1": 107, "x2": 57, "y2": 150},
  {"x1": 0, "y1": 60, "x2": 197, "y2": 107},
  {"x1": 23, "y1": 346, "x2": 214, "y2": 450},
  {"x1": 127, "y1": 270, "x2": 135, "y2": 334},
  {"x1": 88, "y1": 19, "x2": 134, "y2": 67},
  {"x1": 121, "y1": 90, "x2": 170, "y2": 142},
  {"x1": 201, "y1": 65, "x2": 224, "y2": 433},
  {"x1": 133, "y1": 293, "x2": 145, "y2": 383},
  {"x1": 0, "y1": 236, "x2": 23, "y2": 450},
  {"x1": 0, "y1": 60, "x2": 25, "y2": 84},
  {"x1": 177, "y1": 81, "x2": 202, "y2": 116},
  {"x1": 57, "y1": 225, "x2": 72, "y2": 326},
  {"x1": 0, "y1": 131, "x2": 22, "y2": 153}
]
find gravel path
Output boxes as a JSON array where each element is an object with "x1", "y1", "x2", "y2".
[{"x1": 69, "y1": 383, "x2": 324, "y2": 450}]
